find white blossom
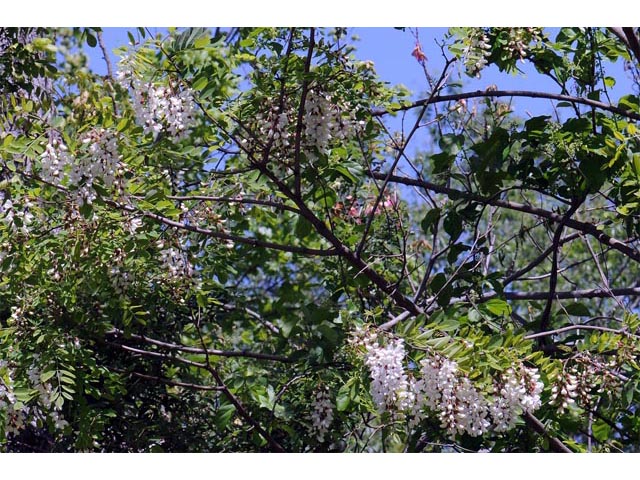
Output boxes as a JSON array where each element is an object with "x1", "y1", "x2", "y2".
[
  {"x1": 159, "y1": 246, "x2": 195, "y2": 281},
  {"x1": 0, "y1": 361, "x2": 69, "y2": 437},
  {"x1": 410, "y1": 352, "x2": 543, "y2": 437},
  {"x1": 310, "y1": 387, "x2": 334, "y2": 442},
  {"x1": 490, "y1": 367, "x2": 543, "y2": 432},
  {"x1": 550, "y1": 370, "x2": 579, "y2": 413},
  {"x1": 303, "y1": 90, "x2": 355, "y2": 157},
  {"x1": 39, "y1": 131, "x2": 125, "y2": 207},
  {"x1": 118, "y1": 55, "x2": 196, "y2": 142},
  {"x1": 363, "y1": 334, "x2": 414, "y2": 413},
  {"x1": 0, "y1": 197, "x2": 34, "y2": 234}
]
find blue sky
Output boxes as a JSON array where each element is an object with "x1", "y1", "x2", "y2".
[
  {"x1": 91, "y1": 27, "x2": 632, "y2": 112},
  {"x1": 85, "y1": 27, "x2": 634, "y2": 174}
]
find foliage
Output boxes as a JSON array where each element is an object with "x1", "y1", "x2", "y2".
[{"x1": 1, "y1": 26, "x2": 640, "y2": 452}]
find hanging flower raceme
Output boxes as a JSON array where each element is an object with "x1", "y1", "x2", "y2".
[
  {"x1": 361, "y1": 332, "x2": 415, "y2": 413},
  {"x1": 0, "y1": 359, "x2": 69, "y2": 438},
  {"x1": 117, "y1": 55, "x2": 196, "y2": 142},
  {"x1": 489, "y1": 367, "x2": 543, "y2": 432},
  {"x1": 412, "y1": 353, "x2": 491, "y2": 437},
  {"x1": 310, "y1": 387, "x2": 334, "y2": 442},
  {"x1": 39, "y1": 130, "x2": 125, "y2": 207},
  {"x1": 0, "y1": 196, "x2": 34, "y2": 235},
  {"x1": 303, "y1": 89, "x2": 356, "y2": 157},
  {"x1": 157, "y1": 242, "x2": 195, "y2": 283},
  {"x1": 354, "y1": 328, "x2": 545, "y2": 438},
  {"x1": 460, "y1": 28, "x2": 492, "y2": 77}
]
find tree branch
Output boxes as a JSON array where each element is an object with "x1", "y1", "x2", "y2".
[
  {"x1": 106, "y1": 328, "x2": 294, "y2": 363},
  {"x1": 372, "y1": 89, "x2": 640, "y2": 122},
  {"x1": 539, "y1": 198, "x2": 584, "y2": 334},
  {"x1": 524, "y1": 324, "x2": 634, "y2": 341},
  {"x1": 371, "y1": 172, "x2": 640, "y2": 264},
  {"x1": 522, "y1": 412, "x2": 573, "y2": 453},
  {"x1": 293, "y1": 27, "x2": 315, "y2": 196}
]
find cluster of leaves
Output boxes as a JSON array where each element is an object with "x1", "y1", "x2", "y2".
[{"x1": 1, "y1": 26, "x2": 640, "y2": 452}]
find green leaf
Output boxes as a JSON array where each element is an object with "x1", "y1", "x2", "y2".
[
  {"x1": 482, "y1": 298, "x2": 512, "y2": 317},
  {"x1": 194, "y1": 37, "x2": 210, "y2": 49},
  {"x1": 336, "y1": 383, "x2": 351, "y2": 411},
  {"x1": 40, "y1": 370, "x2": 56, "y2": 383},
  {"x1": 486, "y1": 335, "x2": 503, "y2": 351},
  {"x1": 619, "y1": 95, "x2": 639, "y2": 112},
  {"x1": 591, "y1": 419, "x2": 611, "y2": 442},
  {"x1": 295, "y1": 217, "x2": 312, "y2": 239},
  {"x1": 280, "y1": 317, "x2": 298, "y2": 339},
  {"x1": 318, "y1": 322, "x2": 339, "y2": 346},
  {"x1": 85, "y1": 31, "x2": 97, "y2": 48},
  {"x1": 420, "y1": 208, "x2": 440, "y2": 235},
  {"x1": 443, "y1": 210, "x2": 462, "y2": 241},
  {"x1": 563, "y1": 302, "x2": 592, "y2": 317},
  {"x1": 192, "y1": 77, "x2": 208, "y2": 91},
  {"x1": 438, "y1": 318, "x2": 460, "y2": 332}
]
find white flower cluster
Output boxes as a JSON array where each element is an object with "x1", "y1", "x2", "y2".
[
  {"x1": 108, "y1": 248, "x2": 131, "y2": 296},
  {"x1": 118, "y1": 55, "x2": 196, "y2": 142},
  {"x1": 39, "y1": 131, "x2": 125, "y2": 207},
  {"x1": 26, "y1": 364, "x2": 68, "y2": 431},
  {"x1": 356, "y1": 331, "x2": 545, "y2": 438},
  {"x1": 303, "y1": 89, "x2": 356, "y2": 157},
  {"x1": 549, "y1": 351, "x2": 621, "y2": 415},
  {"x1": 159, "y1": 244, "x2": 195, "y2": 281},
  {"x1": 363, "y1": 334, "x2": 415, "y2": 413},
  {"x1": 415, "y1": 357, "x2": 543, "y2": 436},
  {"x1": 74, "y1": 129, "x2": 124, "y2": 205},
  {"x1": 413, "y1": 354, "x2": 490, "y2": 437},
  {"x1": 40, "y1": 139, "x2": 72, "y2": 185},
  {"x1": 461, "y1": 28, "x2": 492, "y2": 77},
  {"x1": 0, "y1": 197, "x2": 34, "y2": 234},
  {"x1": 489, "y1": 367, "x2": 543, "y2": 432},
  {"x1": 255, "y1": 105, "x2": 291, "y2": 151},
  {"x1": 310, "y1": 387, "x2": 334, "y2": 442},
  {"x1": 503, "y1": 28, "x2": 543, "y2": 61},
  {"x1": 0, "y1": 360, "x2": 68, "y2": 439}
]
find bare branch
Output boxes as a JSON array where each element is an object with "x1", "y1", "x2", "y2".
[
  {"x1": 522, "y1": 413, "x2": 573, "y2": 453},
  {"x1": 371, "y1": 172, "x2": 640, "y2": 264},
  {"x1": 372, "y1": 89, "x2": 640, "y2": 122},
  {"x1": 524, "y1": 324, "x2": 636, "y2": 341},
  {"x1": 539, "y1": 198, "x2": 584, "y2": 334},
  {"x1": 106, "y1": 328, "x2": 294, "y2": 363}
]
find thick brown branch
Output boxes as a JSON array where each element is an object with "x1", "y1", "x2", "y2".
[
  {"x1": 609, "y1": 27, "x2": 640, "y2": 67},
  {"x1": 622, "y1": 27, "x2": 640, "y2": 66},
  {"x1": 372, "y1": 89, "x2": 640, "y2": 122},
  {"x1": 539, "y1": 199, "x2": 584, "y2": 334},
  {"x1": 522, "y1": 412, "x2": 573, "y2": 453},
  {"x1": 372, "y1": 172, "x2": 640, "y2": 263}
]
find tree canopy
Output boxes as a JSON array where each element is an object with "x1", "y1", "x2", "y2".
[{"x1": 1, "y1": 26, "x2": 640, "y2": 452}]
